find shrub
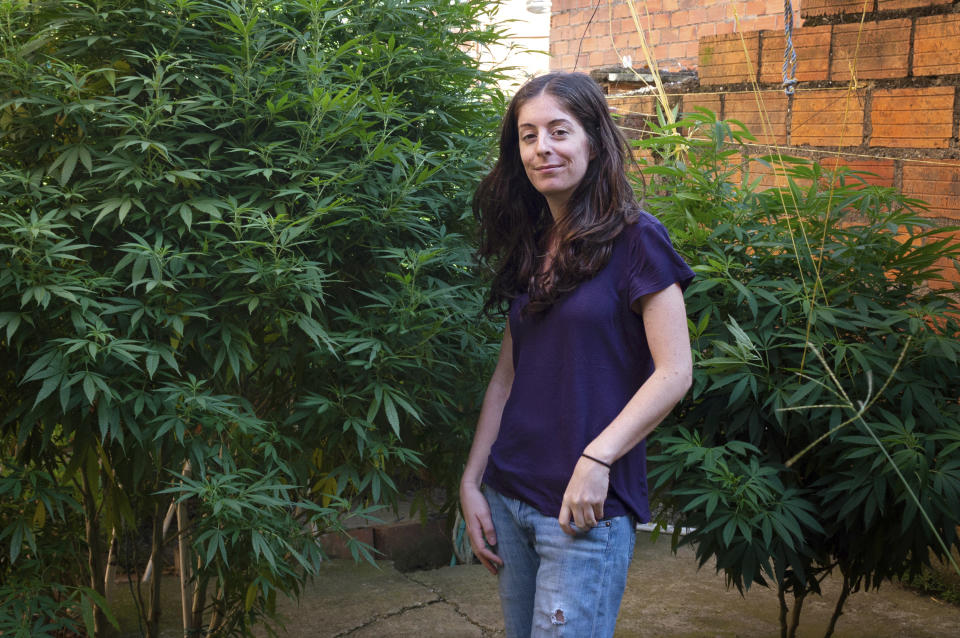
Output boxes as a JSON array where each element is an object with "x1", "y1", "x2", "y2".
[
  {"x1": 0, "y1": 0, "x2": 504, "y2": 635},
  {"x1": 642, "y1": 110, "x2": 960, "y2": 638}
]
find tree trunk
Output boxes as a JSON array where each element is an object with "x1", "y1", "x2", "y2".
[
  {"x1": 191, "y1": 568, "x2": 208, "y2": 632},
  {"x1": 787, "y1": 591, "x2": 805, "y2": 638},
  {"x1": 178, "y1": 461, "x2": 194, "y2": 635},
  {"x1": 778, "y1": 584, "x2": 788, "y2": 638},
  {"x1": 103, "y1": 528, "x2": 117, "y2": 594},
  {"x1": 207, "y1": 585, "x2": 225, "y2": 635},
  {"x1": 142, "y1": 499, "x2": 176, "y2": 584},
  {"x1": 823, "y1": 573, "x2": 852, "y2": 638},
  {"x1": 144, "y1": 501, "x2": 164, "y2": 638},
  {"x1": 81, "y1": 468, "x2": 111, "y2": 637}
]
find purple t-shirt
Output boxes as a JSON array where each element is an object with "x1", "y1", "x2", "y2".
[{"x1": 483, "y1": 211, "x2": 694, "y2": 522}]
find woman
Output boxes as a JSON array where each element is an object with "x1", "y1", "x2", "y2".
[{"x1": 459, "y1": 72, "x2": 695, "y2": 637}]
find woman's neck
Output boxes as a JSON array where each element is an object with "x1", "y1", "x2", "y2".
[{"x1": 545, "y1": 194, "x2": 569, "y2": 222}]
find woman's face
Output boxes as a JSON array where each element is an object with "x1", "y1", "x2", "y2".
[{"x1": 516, "y1": 92, "x2": 593, "y2": 217}]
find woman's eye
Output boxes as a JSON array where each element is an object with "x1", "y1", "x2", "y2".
[
  {"x1": 522, "y1": 134, "x2": 536, "y2": 142},
  {"x1": 553, "y1": 129, "x2": 568, "y2": 137}
]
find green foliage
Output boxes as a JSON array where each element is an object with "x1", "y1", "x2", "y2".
[
  {"x1": 643, "y1": 110, "x2": 960, "y2": 636},
  {"x1": 0, "y1": 0, "x2": 503, "y2": 634},
  {"x1": 902, "y1": 556, "x2": 960, "y2": 607}
]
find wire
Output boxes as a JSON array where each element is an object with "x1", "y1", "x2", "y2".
[
  {"x1": 573, "y1": 0, "x2": 604, "y2": 73},
  {"x1": 615, "y1": 123, "x2": 960, "y2": 168}
]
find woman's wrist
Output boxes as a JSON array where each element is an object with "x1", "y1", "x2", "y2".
[
  {"x1": 580, "y1": 452, "x2": 612, "y2": 469},
  {"x1": 460, "y1": 474, "x2": 483, "y2": 491}
]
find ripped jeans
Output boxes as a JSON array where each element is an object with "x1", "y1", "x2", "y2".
[{"x1": 484, "y1": 486, "x2": 636, "y2": 638}]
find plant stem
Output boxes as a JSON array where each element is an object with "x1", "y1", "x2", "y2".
[
  {"x1": 854, "y1": 410, "x2": 960, "y2": 577},
  {"x1": 174, "y1": 461, "x2": 194, "y2": 634},
  {"x1": 787, "y1": 591, "x2": 805, "y2": 638},
  {"x1": 146, "y1": 500, "x2": 163, "y2": 638},
  {"x1": 785, "y1": 338, "x2": 911, "y2": 468},
  {"x1": 824, "y1": 572, "x2": 852, "y2": 638},
  {"x1": 81, "y1": 468, "x2": 110, "y2": 637},
  {"x1": 178, "y1": 501, "x2": 192, "y2": 634},
  {"x1": 778, "y1": 584, "x2": 789, "y2": 638}
]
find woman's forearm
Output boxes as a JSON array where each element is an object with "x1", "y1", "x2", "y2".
[
  {"x1": 583, "y1": 283, "x2": 692, "y2": 464},
  {"x1": 461, "y1": 323, "x2": 515, "y2": 488}
]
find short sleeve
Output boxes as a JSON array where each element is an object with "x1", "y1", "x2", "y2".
[{"x1": 624, "y1": 211, "x2": 695, "y2": 305}]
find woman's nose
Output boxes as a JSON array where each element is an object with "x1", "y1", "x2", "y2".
[{"x1": 535, "y1": 135, "x2": 551, "y2": 155}]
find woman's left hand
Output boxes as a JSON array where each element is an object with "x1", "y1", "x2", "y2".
[{"x1": 558, "y1": 456, "x2": 610, "y2": 535}]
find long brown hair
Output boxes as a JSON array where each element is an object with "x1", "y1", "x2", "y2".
[{"x1": 475, "y1": 72, "x2": 639, "y2": 316}]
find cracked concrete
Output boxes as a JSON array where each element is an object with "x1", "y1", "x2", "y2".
[
  {"x1": 113, "y1": 532, "x2": 960, "y2": 637},
  {"x1": 258, "y1": 559, "x2": 501, "y2": 637},
  {"x1": 259, "y1": 535, "x2": 960, "y2": 638}
]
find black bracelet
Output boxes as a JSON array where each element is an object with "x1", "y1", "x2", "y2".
[{"x1": 581, "y1": 453, "x2": 611, "y2": 469}]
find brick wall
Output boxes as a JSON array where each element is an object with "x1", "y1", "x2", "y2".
[
  {"x1": 571, "y1": 0, "x2": 960, "y2": 289},
  {"x1": 550, "y1": 0, "x2": 786, "y2": 72},
  {"x1": 676, "y1": 3, "x2": 960, "y2": 228}
]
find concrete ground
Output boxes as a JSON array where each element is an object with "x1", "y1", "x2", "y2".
[{"x1": 256, "y1": 532, "x2": 960, "y2": 638}]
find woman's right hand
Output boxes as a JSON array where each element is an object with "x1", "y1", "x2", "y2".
[{"x1": 459, "y1": 482, "x2": 503, "y2": 575}]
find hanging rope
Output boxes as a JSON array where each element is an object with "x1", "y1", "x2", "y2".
[{"x1": 783, "y1": 0, "x2": 798, "y2": 95}]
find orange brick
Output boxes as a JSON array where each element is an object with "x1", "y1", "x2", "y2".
[
  {"x1": 929, "y1": 254, "x2": 960, "y2": 291},
  {"x1": 818, "y1": 157, "x2": 896, "y2": 188},
  {"x1": 716, "y1": 22, "x2": 736, "y2": 36},
  {"x1": 745, "y1": 0, "x2": 767, "y2": 16},
  {"x1": 747, "y1": 157, "x2": 800, "y2": 191},
  {"x1": 878, "y1": 0, "x2": 951, "y2": 10},
  {"x1": 698, "y1": 32, "x2": 760, "y2": 86},
  {"x1": 724, "y1": 91, "x2": 789, "y2": 146},
  {"x1": 831, "y1": 20, "x2": 911, "y2": 81},
  {"x1": 870, "y1": 87, "x2": 954, "y2": 149},
  {"x1": 925, "y1": 254, "x2": 960, "y2": 305},
  {"x1": 801, "y1": 0, "x2": 872, "y2": 18},
  {"x1": 903, "y1": 160, "x2": 960, "y2": 221},
  {"x1": 607, "y1": 95, "x2": 659, "y2": 116},
  {"x1": 631, "y1": 146, "x2": 655, "y2": 168},
  {"x1": 726, "y1": 152, "x2": 746, "y2": 186},
  {"x1": 914, "y1": 15, "x2": 960, "y2": 76},
  {"x1": 697, "y1": 21, "x2": 718, "y2": 39},
  {"x1": 749, "y1": 15, "x2": 782, "y2": 33},
  {"x1": 607, "y1": 94, "x2": 661, "y2": 142},
  {"x1": 703, "y1": 5, "x2": 726, "y2": 23},
  {"x1": 792, "y1": 89, "x2": 866, "y2": 147},
  {"x1": 681, "y1": 92, "x2": 723, "y2": 119},
  {"x1": 760, "y1": 26, "x2": 831, "y2": 85}
]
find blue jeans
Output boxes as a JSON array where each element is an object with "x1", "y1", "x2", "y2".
[{"x1": 484, "y1": 486, "x2": 636, "y2": 638}]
